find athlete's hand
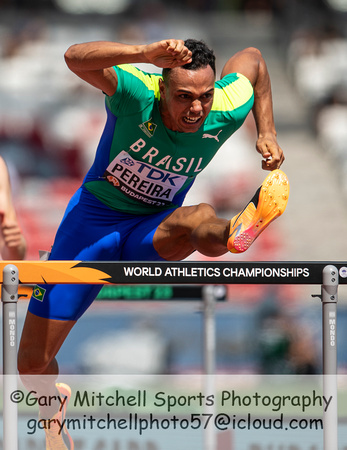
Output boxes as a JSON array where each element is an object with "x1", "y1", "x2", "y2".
[
  {"x1": 143, "y1": 40, "x2": 192, "y2": 69},
  {"x1": 0, "y1": 213, "x2": 26, "y2": 259},
  {"x1": 1, "y1": 215, "x2": 23, "y2": 248},
  {"x1": 256, "y1": 133, "x2": 284, "y2": 171}
]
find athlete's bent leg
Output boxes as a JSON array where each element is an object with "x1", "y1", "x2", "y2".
[{"x1": 153, "y1": 169, "x2": 289, "y2": 260}]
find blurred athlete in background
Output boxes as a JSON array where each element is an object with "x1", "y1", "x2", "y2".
[{"x1": 0, "y1": 156, "x2": 26, "y2": 260}]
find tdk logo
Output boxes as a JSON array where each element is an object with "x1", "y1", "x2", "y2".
[{"x1": 120, "y1": 157, "x2": 135, "y2": 166}]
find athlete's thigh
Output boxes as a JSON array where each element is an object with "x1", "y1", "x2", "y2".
[
  {"x1": 28, "y1": 188, "x2": 122, "y2": 321},
  {"x1": 122, "y1": 204, "x2": 214, "y2": 261},
  {"x1": 50, "y1": 188, "x2": 123, "y2": 261},
  {"x1": 120, "y1": 208, "x2": 177, "y2": 261}
]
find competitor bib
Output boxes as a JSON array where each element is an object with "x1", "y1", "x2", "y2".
[{"x1": 104, "y1": 151, "x2": 187, "y2": 207}]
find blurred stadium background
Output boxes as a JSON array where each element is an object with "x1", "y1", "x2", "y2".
[{"x1": 1, "y1": 0, "x2": 347, "y2": 375}]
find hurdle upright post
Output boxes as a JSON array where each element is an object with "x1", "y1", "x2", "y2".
[
  {"x1": 203, "y1": 285, "x2": 216, "y2": 376},
  {"x1": 2, "y1": 264, "x2": 19, "y2": 450},
  {"x1": 321, "y1": 264, "x2": 339, "y2": 450},
  {"x1": 203, "y1": 285, "x2": 217, "y2": 450}
]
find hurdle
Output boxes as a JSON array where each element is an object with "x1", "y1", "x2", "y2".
[{"x1": 1, "y1": 260, "x2": 344, "y2": 450}]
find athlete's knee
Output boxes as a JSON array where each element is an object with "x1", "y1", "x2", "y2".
[
  {"x1": 18, "y1": 344, "x2": 53, "y2": 375},
  {"x1": 190, "y1": 203, "x2": 217, "y2": 223},
  {"x1": 185, "y1": 203, "x2": 219, "y2": 242},
  {"x1": 189, "y1": 203, "x2": 229, "y2": 256}
]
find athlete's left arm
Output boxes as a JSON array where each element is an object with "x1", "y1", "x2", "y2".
[{"x1": 221, "y1": 47, "x2": 284, "y2": 171}]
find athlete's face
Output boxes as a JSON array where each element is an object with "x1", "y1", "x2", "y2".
[{"x1": 159, "y1": 66, "x2": 215, "y2": 133}]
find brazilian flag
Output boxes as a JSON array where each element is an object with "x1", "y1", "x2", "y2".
[
  {"x1": 140, "y1": 119, "x2": 157, "y2": 137},
  {"x1": 32, "y1": 285, "x2": 46, "y2": 302}
]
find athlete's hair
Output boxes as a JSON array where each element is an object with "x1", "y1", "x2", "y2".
[{"x1": 162, "y1": 39, "x2": 216, "y2": 84}]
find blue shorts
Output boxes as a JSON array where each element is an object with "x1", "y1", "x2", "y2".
[{"x1": 28, "y1": 187, "x2": 176, "y2": 321}]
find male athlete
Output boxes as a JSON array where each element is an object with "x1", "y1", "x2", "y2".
[{"x1": 18, "y1": 38, "x2": 289, "y2": 448}]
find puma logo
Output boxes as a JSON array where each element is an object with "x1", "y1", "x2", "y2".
[{"x1": 202, "y1": 130, "x2": 222, "y2": 142}]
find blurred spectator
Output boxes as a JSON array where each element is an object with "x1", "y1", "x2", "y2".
[
  {"x1": 0, "y1": 156, "x2": 26, "y2": 260},
  {"x1": 257, "y1": 301, "x2": 319, "y2": 374},
  {"x1": 314, "y1": 87, "x2": 347, "y2": 195},
  {"x1": 287, "y1": 24, "x2": 347, "y2": 104},
  {"x1": 78, "y1": 318, "x2": 170, "y2": 374},
  {"x1": 286, "y1": 19, "x2": 347, "y2": 201}
]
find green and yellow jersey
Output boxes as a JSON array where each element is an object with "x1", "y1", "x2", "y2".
[{"x1": 83, "y1": 64, "x2": 254, "y2": 214}]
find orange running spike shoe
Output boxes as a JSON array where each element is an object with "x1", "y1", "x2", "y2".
[
  {"x1": 44, "y1": 383, "x2": 74, "y2": 449},
  {"x1": 227, "y1": 169, "x2": 289, "y2": 253}
]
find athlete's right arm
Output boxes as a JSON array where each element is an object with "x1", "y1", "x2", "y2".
[{"x1": 64, "y1": 40, "x2": 192, "y2": 96}]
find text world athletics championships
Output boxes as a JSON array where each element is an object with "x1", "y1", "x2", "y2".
[{"x1": 123, "y1": 266, "x2": 310, "y2": 278}]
